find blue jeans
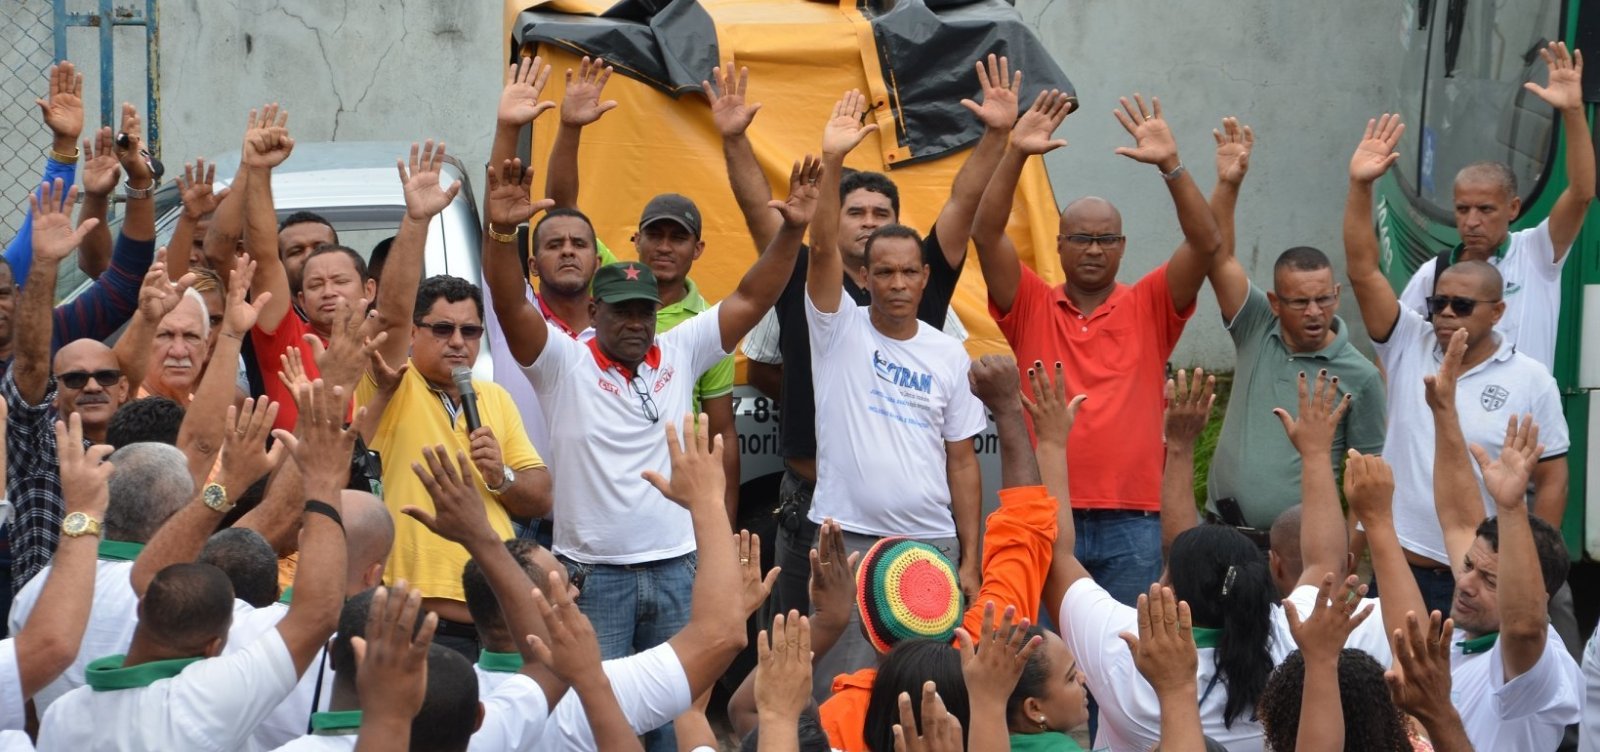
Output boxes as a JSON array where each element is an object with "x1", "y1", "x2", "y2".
[
  {"x1": 1367, "y1": 562, "x2": 1456, "y2": 619},
  {"x1": 560, "y1": 552, "x2": 696, "y2": 752},
  {"x1": 1073, "y1": 510, "x2": 1163, "y2": 607}
]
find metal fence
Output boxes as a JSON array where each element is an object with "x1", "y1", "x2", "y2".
[{"x1": 0, "y1": 0, "x2": 59, "y2": 242}]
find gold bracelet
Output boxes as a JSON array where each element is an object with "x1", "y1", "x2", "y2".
[
  {"x1": 47, "y1": 146, "x2": 80, "y2": 164},
  {"x1": 486, "y1": 224, "x2": 519, "y2": 244}
]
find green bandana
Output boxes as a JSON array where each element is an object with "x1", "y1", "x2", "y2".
[
  {"x1": 278, "y1": 586, "x2": 294, "y2": 605},
  {"x1": 1457, "y1": 632, "x2": 1499, "y2": 655},
  {"x1": 85, "y1": 654, "x2": 201, "y2": 691},
  {"x1": 96, "y1": 540, "x2": 146, "y2": 562},
  {"x1": 310, "y1": 710, "x2": 364, "y2": 735},
  {"x1": 477, "y1": 650, "x2": 524, "y2": 673},
  {"x1": 1190, "y1": 627, "x2": 1222, "y2": 649}
]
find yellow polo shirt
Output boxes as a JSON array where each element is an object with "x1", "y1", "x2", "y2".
[{"x1": 356, "y1": 361, "x2": 544, "y2": 602}]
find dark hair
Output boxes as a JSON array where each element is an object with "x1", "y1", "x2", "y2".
[
  {"x1": 368, "y1": 236, "x2": 396, "y2": 283},
  {"x1": 1476, "y1": 514, "x2": 1569, "y2": 597},
  {"x1": 864, "y1": 640, "x2": 968, "y2": 752},
  {"x1": 329, "y1": 588, "x2": 377, "y2": 675},
  {"x1": 863, "y1": 224, "x2": 924, "y2": 266},
  {"x1": 199, "y1": 528, "x2": 279, "y2": 608},
  {"x1": 841, "y1": 169, "x2": 901, "y2": 217},
  {"x1": 304, "y1": 244, "x2": 371, "y2": 283},
  {"x1": 1169, "y1": 525, "x2": 1277, "y2": 728},
  {"x1": 278, "y1": 210, "x2": 339, "y2": 239},
  {"x1": 1258, "y1": 649, "x2": 1411, "y2": 751},
  {"x1": 107, "y1": 396, "x2": 185, "y2": 447},
  {"x1": 462, "y1": 540, "x2": 548, "y2": 636},
  {"x1": 739, "y1": 706, "x2": 830, "y2": 752},
  {"x1": 1005, "y1": 625, "x2": 1053, "y2": 725},
  {"x1": 532, "y1": 207, "x2": 598, "y2": 250},
  {"x1": 140, "y1": 563, "x2": 235, "y2": 653},
  {"x1": 413, "y1": 275, "x2": 484, "y2": 323},
  {"x1": 1272, "y1": 246, "x2": 1332, "y2": 275},
  {"x1": 412, "y1": 645, "x2": 480, "y2": 752}
]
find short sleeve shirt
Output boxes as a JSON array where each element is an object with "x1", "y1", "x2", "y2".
[
  {"x1": 991, "y1": 264, "x2": 1193, "y2": 511},
  {"x1": 251, "y1": 314, "x2": 324, "y2": 434},
  {"x1": 1373, "y1": 307, "x2": 1569, "y2": 563},
  {"x1": 1398, "y1": 219, "x2": 1567, "y2": 371},
  {"x1": 356, "y1": 362, "x2": 545, "y2": 601},
  {"x1": 468, "y1": 672, "x2": 550, "y2": 752},
  {"x1": 1580, "y1": 631, "x2": 1600, "y2": 752},
  {"x1": 804, "y1": 293, "x2": 986, "y2": 538},
  {"x1": 0, "y1": 639, "x2": 23, "y2": 731},
  {"x1": 656, "y1": 278, "x2": 734, "y2": 410},
  {"x1": 1207, "y1": 284, "x2": 1387, "y2": 526},
  {"x1": 1452, "y1": 626, "x2": 1582, "y2": 751},
  {"x1": 7, "y1": 556, "x2": 139, "y2": 711}
]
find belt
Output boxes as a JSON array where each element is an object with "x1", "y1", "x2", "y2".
[
  {"x1": 1072, "y1": 508, "x2": 1158, "y2": 519},
  {"x1": 434, "y1": 617, "x2": 477, "y2": 639},
  {"x1": 1202, "y1": 513, "x2": 1271, "y2": 550}
]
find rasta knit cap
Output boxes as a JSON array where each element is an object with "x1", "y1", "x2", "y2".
[{"x1": 855, "y1": 538, "x2": 962, "y2": 653}]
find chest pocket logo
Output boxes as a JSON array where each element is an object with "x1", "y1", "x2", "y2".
[{"x1": 1480, "y1": 385, "x2": 1509, "y2": 411}]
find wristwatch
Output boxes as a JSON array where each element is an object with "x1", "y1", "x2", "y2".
[
  {"x1": 202, "y1": 482, "x2": 235, "y2": 514},
  {"x1": 487, "y1": 466, "x2": 516, "y2": 495},
  {"x1": 62, "y1": 512, "x2": 103, "y2": 539},
  {"x1": 123, "y1": 179, "x2": 156, "y2": 200}
]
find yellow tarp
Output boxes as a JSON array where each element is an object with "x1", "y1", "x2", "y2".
[{"x1": 504, "y1": 0, "x2": 1067, "y2": 376}]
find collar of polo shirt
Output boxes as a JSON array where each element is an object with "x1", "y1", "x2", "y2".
[
  {"x1": 84, "y1": 654, "x2": 202, "y2": 691},
  {"x1": 96, "y1": 540, "x2": 146, "y2": 562},
  {"x1": 477, "y1": 650, "x2": 524, "y2": 673},
  {"x1": 311, "y1": 709, "x2": 364, "y2": 735}
]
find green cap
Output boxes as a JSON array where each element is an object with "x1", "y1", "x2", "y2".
[{"x1": 591, "y1": 261, "x2": 660, "y2": 305}]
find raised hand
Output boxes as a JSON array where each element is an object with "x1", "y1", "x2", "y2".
[
  {"x1": 704, "y1": 64, "x2": 763, "y2": 138},
  {"x1": 485, "y1": 158, "x2": 554, "y2": 228},
  {"x1": 286, "y1": 379, "x2": 362, "y2": 492},
  {"x1": 219, "y1": 397, "x2": 288, "y2": 489},
  {"x1": 56, "y1": 414, "x2": 114, "y2": 518},
  {"x1": 221, "y1": 258, "x2": 268, "y2": 339},
  {"x1": 1118, "y1": 584, "x2": 1199, "y2": 695},
  {"x1": 1020, "y1": 360, "x2": 1088, "y2": 447},
  {"x1": 754, "y1": 611, "x2": 813, "y2": 722},
  {"x1": 1011, "y1": 89, "x2": 1072, "y2": 155},
  {"x1": 368, "y1": 347, "x2": 409, "y2": 395},
  {"x1": 893, "y1": 682, "x2": 963, "y2": 752},
  {"x1": 398, "y1": 140, "x2": 461, "y2": 220},
  {"x1": 277, "y1": 348, "x2": 312, "y2": 409},
  {"x1": 1423, "y1": 328, "x2": 1467, "y2": 414},
  {"x1": 305, "y1": 296, "x2": 381, "y2": 393},
  {"x1": 36, "y1": 61, "x2": 85, "y2": 146},
  {"x1": 528, "y1": 569, "x2": 605, "y2": 683},
  {"x1": 957, "y1": 602, "x2": 1042, "y2": 707},
  {"x1": 1525, "y1": 41, "x2": 1584, "y2": 112},
  {"x1": 1112, "y1": 94, "x2": 1179, "y2": 170},
  {"x1": 1213, "y1": 117, "x2": 1254, "y2": 186},
  {"x1": 821, "y1": 89, "x2": 879, "y2": 158},
  {"x1": 737, "y1": 530, "x2": 780, "y2": 618},
  {"x1": 1274, "y1": 370, "x2": 1352, "y2": 456},
  {"x1": 1384, "y1": 610, "x2": 1456, "y2": 722},
  {"x1": 641, "y1": 413, "x2": 726, "y2": 509},
  {"x1": 968, "y1": 354, "x2": 1022, "y2": 413},
  {"x1": 351, "y1": 583, "x2": 436, "y2": 730},
  {"x1": 179, "y1": 158, "x2": 229, "y2": 219},
  {"x1": 1342, "y1": 450, "x2": 1395, "y2": 526},
  {"x1": 30, "y1": 179, "x2": 97, "y2": 262},
  {"x1": 1349, "y1": 114, "x2": 1404, "y2": 184},
  {"x1": 80, "y1": 127, "x2": 121, "y2": 197},
  {"x1": 404, "y1": 445, "x2": 498, "y2": 547},
  {"x1": 115, "y1": 103, "x2": 153, "y2": 182},
  {"x1": 1284, "y1": 573, "x2": 1375, "y2": 663},
  {"x1": 135, "y1": 250, "x2": 197, "y2": 324},
  {"x1": 1469, "y1": 414, "x2": 1543, "y2": 510},
  {"x1": 560, "y1": 57, "x2": 618, "y2": 127},
  {"x1": 770, "y1": 155, "x2": 823, "y2": 228},
  {"x1": 241, "y1": 104, "x2": 294, "y2": 169},
  {"x1": 498, "y1": 56, "x2": 556, "y2": 126},
  {"x1": 1165, "y1": 367, "x2": 1216, "y2": 447},
  {"x1": 961, "y1": 54, "x2": 1022, "y2": 131}
]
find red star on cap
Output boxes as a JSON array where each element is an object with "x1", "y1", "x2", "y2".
[{"x1": 624, "y1": 265, "x2": 642, "y2": 280}]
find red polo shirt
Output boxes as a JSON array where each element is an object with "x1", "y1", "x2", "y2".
[
  {"x1": 251, "y1": 313, "x2": 326, "y2": 433},
  {"x1": 990, "y1": 263, "x2": 1192, "y2": 511}
]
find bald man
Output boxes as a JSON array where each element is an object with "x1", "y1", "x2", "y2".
[
  {"x1": 971, "y1": 92, "x2": 1222, "y2": 605},
  {"x1": 1346, "y1": 116, "x2": 1570, "y2": 614}
]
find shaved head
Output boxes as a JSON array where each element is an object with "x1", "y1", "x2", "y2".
[
  {"x1": 1438, "y1": 260, "x2": 1504, "y2": 300},
  {"x1": 1060, "y1": 196, "x2": 1123, "y2": 228},
  {"x1": 1270, "y1": 506, "x2": 1303, "y2": 563},
  {"x1": 53, "y1": 338, "x2": 116, "y2": 370},
  {"x1": 341, "y1": 490, "x2": 394, "y2": 592}
]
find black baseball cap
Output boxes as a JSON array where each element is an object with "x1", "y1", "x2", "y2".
[{"x1": 639, "y1": 194, "x2": 702, "y2": 238}]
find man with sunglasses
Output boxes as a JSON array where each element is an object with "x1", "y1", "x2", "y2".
[
  {"x1": 1344, "y1": 114, "x2": 1569, "y2": 615},
  {"x1": 1201, "y1": 119, "x2": 1385, "y2": 535}
]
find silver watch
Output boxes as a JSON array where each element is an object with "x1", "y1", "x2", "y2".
[
  {"x1": 123, "y1": 179, "x2": 156, "y2": 199},
  {"x1": 488, "y1": 465, "x2": 516, "y2": 495}
]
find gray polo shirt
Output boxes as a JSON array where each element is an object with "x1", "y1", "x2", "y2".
[{"x1": 1205, "y1": 284, "x2": 1386, "y2": 527}]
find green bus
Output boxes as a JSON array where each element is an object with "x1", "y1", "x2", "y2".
[{"x1": 1371, "y1": 0, "x2": 1598, "y2": 572}]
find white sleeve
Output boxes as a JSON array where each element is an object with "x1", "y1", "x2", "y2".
[
  {"x1": 1057, "y1": 579, "x2": 1161, "y2": 742},
  {"x1": 741, "y1": 309, "x2": 783, "y2": 364},
  {"x1": 0, "y1": 640, "x2": 24, "y2": 731},
  {"x1": 1283, "y1": 586, "x2": 1393, "y2": 666},
  {"x1": 1530, "y1": 374, "x2": 1571, "y2": 456},
  {"x1": 523, "y1": 326, "x2": 582, "y2": 393},
  {"x1": 803, "y1": 289, "x2": 853, "y2": 359},
  {"x1": 1371, "y1": 304, "x2": 1428, "y2": 371},
  {"x1": 665, "y1": 302, "x2": 733, "y2": 380},
  {"x1": 171, "y1": 630, "x2": 301, "y2": 749},
  {"x1": 1516, "y1": 219, "x2": 1565, "y2": 281},
  {"x1": 0, "y1": 731, "x2": 33, "y2": 752},
  {"x1": 942, "y1": 356, "x2": 987, "y2": 442},
  {"x1": 1492, "y1": 627, "x2": 1582, "y2": 724},
  {"x1": 5, "y1": 576, "x2": 39, "y2": 643},
  {"x1": 468, "y1": 673, "x2": 551, "y2": 752},
  {"x1": 549, "y1": 642, "x2": 691, "y2": 747},
  {"x1": 1398, "y1": 263, "x2": 1433, "y2": 315}
]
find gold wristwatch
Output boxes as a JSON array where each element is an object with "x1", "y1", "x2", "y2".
[
  {"x1": 203, "y1": 483, "x2": 235, "y2": 514},
  {"x1": 62, "y1": 512, "x2": 103, "y2": 539}
]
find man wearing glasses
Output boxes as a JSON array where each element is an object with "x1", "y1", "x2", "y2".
[
  {"x1": 1344, "y1": 114, "x2": 1568, "y2": 615},
  {"x1": 1201, "y1": 119, "x2": 1385, "y2": 540}
]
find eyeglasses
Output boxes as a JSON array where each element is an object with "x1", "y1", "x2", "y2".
[
  {"x1": 415, "y1": 320, "x2": 486, "y2": 341},
  {"x1": 1278, "y1": 289, "x2": 1340, "y2": 311},
  {"x1": 1424, "y1": 295, "x2": 1500, "y2": 317},
  {"x1": 630, "y1": 375, "x2": 660, "y2": 423},
  {"x1": 1059, "y1": 233, "x2": 1126, "y2": 250},
  {"x1": 57, "y1": 369, "x2": 123, "y2": 389}
]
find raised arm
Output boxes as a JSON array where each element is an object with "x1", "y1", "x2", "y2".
[
  {"x1": 1277, "y1": 370, "x2": 1355, "y2": 587},
  {"x1": 76, "y1": 127, "x2": 119, "y2": 272},
  {"x1": 201, "y1": 158, "x2": 249, "y2": 281},
  {"x1": 1344, "y1": 452, "x2": 1427, "y2": 636},
  {"x1": 1121, "y1": 586, "x2": 1205, "y2": 752},
  {"x1": 165, "y1": 159, "x2": 231, "y2": 284},
  {"x1": 1207, "y1": 117, "x2": 1255, "y2": 321},
  {"x1": 970, "y1": 90, "x2": 1071, "y2": 314},
  {"x1": 959, "y1": 604, "x2": 1042, "y2": 748},
  {"x1": 1524, "y1": 42, "x2": 1594, "y2": 256},
  {"x1": 1342, "y1": 114, "x2": 1406, "y2": 342},
  {"x1": 751, "y1": 612, "x2": 812, "y2": 752},
  {"x1": 491, "y1": 55, "x2": 556, "y2": 169},
  {"x1": 352, "y1": 584, "x2": 435, "y2": 752},
  {"x1": 1468, "y1": 415, "x2": 1550, "y2": 680},
  {"x1": 529, "y1": 571, "x2": 645, "y2": 752},
  {"x1": 177, "y1": 260, "x2": 267, "y2": 488},
  {"x1": 1425, "y1": 329, "x2": 1485, "y2": 565},
  {"x1": 724, "y1": 156, "x2": 820, "y2": 349},
  {"x1": 241, "y1": 105, "x2": 296, "y2": 334},
  {"x1": 33, "y1": 62, "x2": 103, "y2": 278},
  {"x1": 1110, "y1": 94, "x2": 1222, "y2": 311},
  {"x1": 806, "y1": 90, "x2": 879, "y2": 315},
  {"x1": 968, "y1": 355, "x2": 1042, "y2": 488},
  {"x1": 110, "y1": 252, "x2": 194, "y2": 399},
  {"x1": 1022, "y1": 362, "x2": 1090, "y2": 614},
  {"x1": 369, "y1": 140, "x2": 460, "y2": 368},
  {"x1": 932, "y1": 55, "x2": 1022, "y2": 270},
  {"x1": 1384, "y1": 612, "x2": 1473, "y2": 752},
  {"x1": 113, "y1": 103, "x2": 156, "y2": 246},
  {"x1": 705, "y1": 64, "x2": 781, "y2": 253},
  {"x1": 1161, "y1": 368, "x2": 1213, "y2": 554},
  {"x1": 17, "y1": 180, "x2": 97, "y2": 403},
  {"x1": 547, "y1": 57, "x2": 616, "y2": 209},
  {"x1": 482, "y1": 158, "x2": 557, "y2": 366},
  {"x1": 1283, "y1": 574, "x2": 1376, "y2": 752}
]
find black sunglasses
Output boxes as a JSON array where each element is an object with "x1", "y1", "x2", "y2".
[
  {"x1": 630, "y1": 375, "x2": 660, "y2": 423},
  {"x1": 57, "y1": 369, "x2": 123, "y2": 389},
  {"x1": 415, "y1": 320, "x2": 486, "y2": 341},
  {"x1": 1425, "y1": 295, "x2": 1499, "y2": 317}
]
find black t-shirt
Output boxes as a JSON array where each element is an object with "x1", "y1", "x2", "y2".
[{"x1": 772, "y1": 226, "x2": 961, "y2": 460}]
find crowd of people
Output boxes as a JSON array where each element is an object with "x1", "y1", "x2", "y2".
[{"x1": 0, "y1": 36, "x2": 1593, "y2": 752}]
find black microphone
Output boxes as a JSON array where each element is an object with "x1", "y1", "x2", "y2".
[{"x1": 451, "y1": 366, "x2": 482, "y2": 433}]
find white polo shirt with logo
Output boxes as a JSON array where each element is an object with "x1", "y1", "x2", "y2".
[
  {"x1": 804, "y1": 293, "x2": 986, "y2": 539},
  {"x1": 1452, "y1": 626, "x2": 1581, "y2": 751},
  {"x1": 522, "y1": 305, "x2": 729, "y2": 565},
  {"x1": 1373, "y1": 307, "x2": 1568, "y2": 565},
  {"x1": 1399, "y1": 219, "x2": 1566, "y2": 371}
]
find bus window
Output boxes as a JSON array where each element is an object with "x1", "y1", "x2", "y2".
[{"x1": 1391, "y1": 0, "x2": 1433, "y2": 194}]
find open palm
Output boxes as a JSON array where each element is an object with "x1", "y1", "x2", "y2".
[
  {"x1": 498, "y1": 56, "x2": 555, "y2": 126},
  {"x1": 821, "y1": 89, "x2": 878, "y2": 157},
  {"x1": 1525, "y1": 42, "x2": 1583, "y2": 111},
  {"x1": 1350, "y1": 114, "x2": 1404, "y2": 183},
  {"x1": 961, "y1": 54, "x2": 1020, "y2": 131},
  {"x1": 399, "y1": 140, "x2": 461, "y2": 220}
]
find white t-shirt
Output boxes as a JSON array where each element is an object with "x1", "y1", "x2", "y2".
[
  {"x1": 475, "y1": 642, "x2": 691, "y2": 752},
  {"x1": 1399, "y1": 219, "x2": 1567, "y2": 371},
  {"x1": 742, "y1": 304, "x2": 968, "y2": 364},
  {"x1": 1452, "y1": 626, "x2": 1582, "y2": 751},
  {"x1": 804, "y1": 294, "x2": 986, "y2": 538},
  {"x1": 273, "y1": 734, "x2": 355, "y2": 751},
  {"x1": 1373, "y1": 307, "x2": 1569, "y2": 564},
  {"x1": 224, "y1": 603, "x2": 335, "y2": 752},
  {"x1": 469, "y1": 672, "x2": 550, "y2": 752},
  {"x1": 37, "y1": 629, "x2": 300, "y2": 752},
  {"x1": 522, "y1": 305, "x2": 729, "y2": 564},
  {"x1": 7, "y1": 558, "x2": 138, "y2": 710},
  {"x1": 1581, "y1": 631, "x2": 1600, "y2": 752},
  {"x1": 0, "y1": 640, "x2": 23, "y2": 731}
]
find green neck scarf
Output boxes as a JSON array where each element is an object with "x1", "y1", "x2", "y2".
[
  {"x1": 1191, "y1": 626, "x2": 1223, "y2": 649},
  {"x1": 84, "y1": 654, "x2": 201, "y2": 691},
  {"x1": 310, "y1": 710, "x2": 364, "y2": 735},
  {"x1": 477, "y1": 650, "x2": 524, "y2": 673},
  {"x1": 1457, "y1": 632, "x2": 1499, "y2": 655},
  {"x1": 96, "y1": 540, "x2": 145, "y2": 562}
]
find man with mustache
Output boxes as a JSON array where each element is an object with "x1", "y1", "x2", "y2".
[{"x1": 138, "y1": 291, "x2": 210, "y2": 406}]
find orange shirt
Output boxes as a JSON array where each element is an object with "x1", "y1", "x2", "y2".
[
  {"x1": 819, "y1": 668, "x2": 877, "y2": 752},
  {"x1": 990, "y1": 264, "x2": 1191, "y2": 511}
]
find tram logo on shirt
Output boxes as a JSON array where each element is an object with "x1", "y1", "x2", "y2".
[
  {"x1": 1480, "y1": 385, "x2": 1510, "y2": 411},
  {"x1": 873, "y1": 350, "x2": 932, "y2": 394}
]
